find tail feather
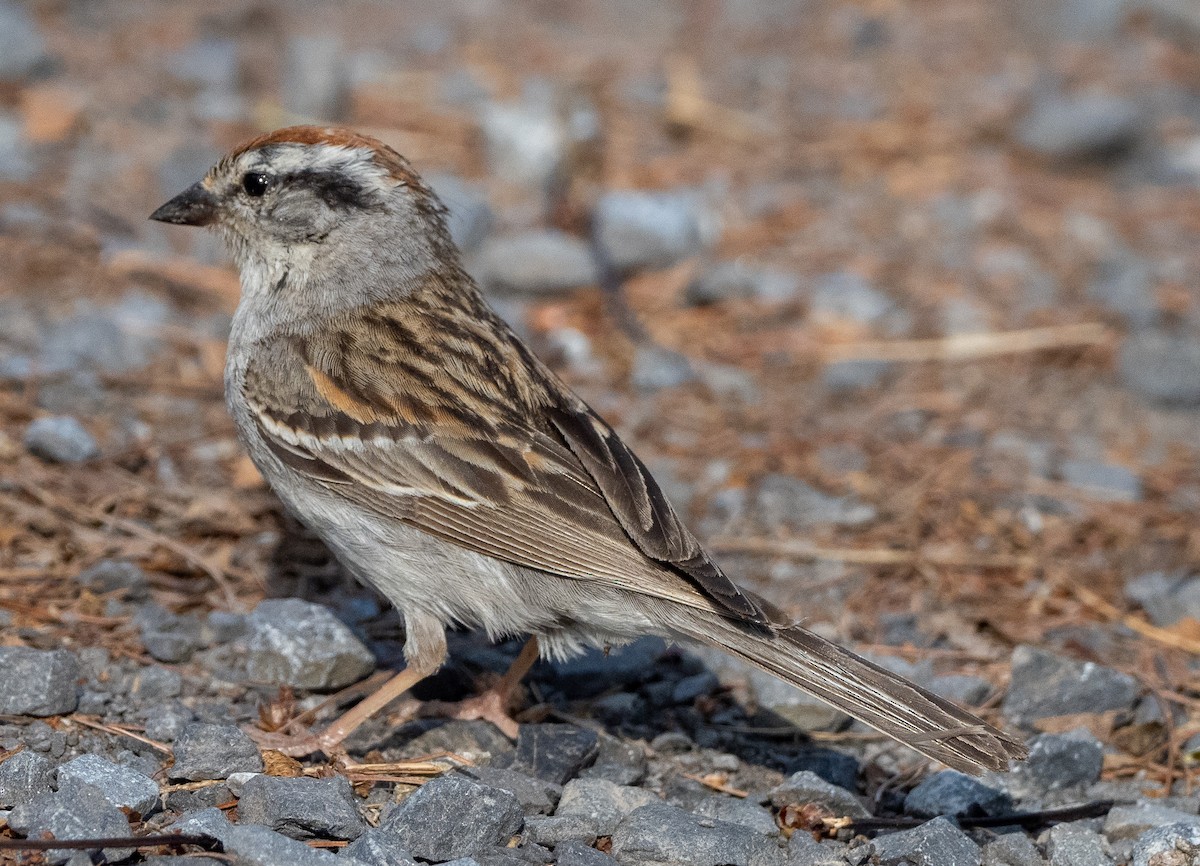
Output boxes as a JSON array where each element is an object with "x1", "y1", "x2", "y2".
[{"x1": 678, "y1": 614, "x2": 1027, "y2": 774}]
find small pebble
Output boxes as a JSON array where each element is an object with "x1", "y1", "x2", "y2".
[
  {"x1": 379, "y1": 774, "x2": 523, "y2": 862},
  {"x1": 0, "y1": 647, "x2": 80, "y2": 716},
  {"x1": 57, "y1": 754, "x2": 160, "y2": 817},
  {"x1": 24, "y1": 416, "x2": 98, "y2": 463},
  {"x1": 169, "y1": 722, "x2": 263, "y2": 781},
  {"x1": 238, "y1": 774, "x2": 366, "y2": 841}
]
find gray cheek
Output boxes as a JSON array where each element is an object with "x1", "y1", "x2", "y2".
[{"x1": 266, "y1": 197, "x2": 338, "y2": 242}]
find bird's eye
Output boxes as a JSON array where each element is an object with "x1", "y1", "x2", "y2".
[{"x1": 242, "y1": 172, "x2": 271, "y2": 197}]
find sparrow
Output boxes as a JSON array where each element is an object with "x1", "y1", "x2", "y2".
[{"x1": 151, "y1": 125, "x2": 1026, "y2": 773}]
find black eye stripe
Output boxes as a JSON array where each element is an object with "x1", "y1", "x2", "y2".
[{"x1": 242, "y1": 172, "x2": 271, "y2": 197}]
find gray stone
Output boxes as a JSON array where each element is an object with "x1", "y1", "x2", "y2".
[
  {"x1": 244, "y1": 598, "x2": 376, "y2": 691},
  {"x1": 339, "y1": 827, "x2": 417, "y2": 864},
  {"x1": 130, "y1": 665, "x2": 182, "y2": 700},
  {"x1": 474, "y1": 231, "x2": 598, "y2": 296},
  {"x1": 1125, "y1": 570, "x2": 1200, "y2": 627},
  {"x1": 427, "y1": 173, "x2": 494, "y2": 254},
  {"x1": 24, "y1": 416, "x2": 98, "y2": 463},
  {"x1": 1046, "y1": 824, "x2": 1112, "y2": 866},
  {"x1": 135, "y1": 605, "x2": 205, "y2": 663},
  {"x1": 1144, "y1": 0, "x2": 1200, "y2": 52},
  {"x1": 283, "y1": 36, "x2": 347, "y2": 121},
  {"x1": 173, "y1": 806, "x2": 342, "y2": 865},
  {"x1": 748, "y1": 668, "x2": 852, "y2": 732},
  {"x1": 822, "y1": 359, "x2": 894, "y2": 393},
  {"x1": 929, "y1": 674, "x2": 993, "y2": 706},
  {"x1": 0, "y1": 750, "x2": 54, "y2": 809},
  {"x1": 8, "y1": 787, "x2": 132, "y2": 865},
  {"x1": 395, "y1": 719, "x2": 514, "y2": 763},
  {"x1": 1131, "y1": 822, "x2": 1200, "y2": 866},
  {"x1": 611, "y1": 801, "x2": 785, "y2": 866},
  {"x1": 170, "y1": 722, "x2": 263, "y2": 780},
  {"x1": 685, "y1": 262, "x2": 801, "y2": 305},
  {"x1": 75, "y1": 559, "x2": 149, "y2": 599},
  {"x1": 239, "y1": 774, "x2": 366, "y2": 840},
  {"x1": 904, "y1": 770, "x2": 1012, "y2": 819},
  {"x1": 872, "y1": 817, "x2": 982, "y2": 866},
  {"x1": 768, "y1": 771, "x2": 868, "y2": 818},
  {"x1": 523, "y1": 814, "x2": 598, "y2": 847},
  {"x1": 1003, "y1": 645, "x2": 1139, "y2": 723},
  {"x1": 555, "y1": 841, "x2": 618, "y2": 866},
  {"x1": 693, "y1": 796, "x2": 777, "y2": 836},
  {"x1": 380, "y1": 774, "x2": 523, "y2": 860},
  {"x1": 469, "y1": 767, "x2": 561, "y2": 814},
  {"x1": 57, "y1": 754, "x2": 159, "y2": 817},
  {"x1": 788, "y1": 834, "x2": 850, "y2": 865},
  {"x1": 594, "y1": 190, "x2": 715, "y2": 272},
  {"x1": 809, "y1": 271, "x2": 904, "y2": 330},
  {"x1": 982, "y1": 833, "x2": 1045, "y2": 866},
  {"x1": 1009, "y1": 730, "x2": 1104, "y2": 792},
  {"x1": 0, "y1": 648, "x2": 80, "y2": 716},
  {"x1": 673, "y1": 671, "x2": 720, "y2": 704},
  {"x1": 1087, "y1": 254, "x2": 1158, "y2": 327},
  {"x1": 480, "y1": 98, "x2": 565, "y2": 195},
  {"x1": 0, "y1": 0, "x2": 48, "y2": 81},
  {"x1": 554, "y1": 778, "x2": 658, "y2": 835},
  {"x1": 1119, "y1": 329, "x2": 1200, "y2": 406},
  {"x1": 753, "y1": 474, "x2": 876, "y2": 530},
  {"x1": 629, "y1": 344, "x2": 697, "y2": 392},
  {"x1": 1016, "y1": 94, "x2": 1144, "y2": 163},
  {"x1": 0, "y1": 113, "x2": 31, "y2": 181},
  {"x1": 1104, "y1": 802, "x2": 1200, "y2": 841},
  {"x1": 580, "y1": 735, "x2": 647, "y2": 786},
  {"x1": 1059, "y1": 458, "x2": 1142, "y2": 501},
  {"x1": 509, "y1": 724, "x2": 599, "y2": 785},
  {"x1": 143, "y1": 700, "x2": 194, "y2": 742}
]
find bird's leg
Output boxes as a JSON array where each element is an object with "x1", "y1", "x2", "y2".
[
  {"x1": 248, "y1": 618, "x2": 447, "y2": 758},
  {"x1": 421, "y1": 637, "x2": 540, "y2": 738}
]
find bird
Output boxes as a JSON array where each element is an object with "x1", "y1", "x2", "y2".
[{"x1": 150, "y1": 125, "x2": 1026, "y2": 773}]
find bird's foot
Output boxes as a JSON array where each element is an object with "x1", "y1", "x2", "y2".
[{"x1": 421, "y1": 689, "x2": 520, "y2": 739}]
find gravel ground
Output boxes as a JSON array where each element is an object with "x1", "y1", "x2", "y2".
[{"x1": 3, "y1": 0, "x2": 1200, "y2": 864}]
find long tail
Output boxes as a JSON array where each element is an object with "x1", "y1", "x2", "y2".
[{"x1": 673, "y1": 612, "x2": 1027, "y2": 774}]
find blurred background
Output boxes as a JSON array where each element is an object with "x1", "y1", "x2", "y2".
[{"x1": 2, "y1": 0, "x2": 1200, "y2": 796}]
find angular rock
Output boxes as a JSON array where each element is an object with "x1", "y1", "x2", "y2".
[
  {"x1": 469, "y1": 767, "x2": 562, "y2": 814},
  {"x1": 0, "y1": 1, "x2": 47, "y2": 81},
  {"x1": 474, "y1": 231, "x2": 598, "y2": 296},
  {"x1": 130, "y1": 665, "x2": 183, "y2": 700},
  {"x1": 1131, "y1": 822, "x2": 1200, "y2": 866},
  {"x1": 0, "y1": 647, "x2": 80, "y2": 716},
  {"x1": 1046, "y1": 824, "x2": 1112, "y2": 866},
  {"x1": 8, "y1": 787, "x2": 133, "y2": 865},
  {"x1": 1010, "y1": 729, "x2": 1104, "y2": 793},
  {"x1": 244, "y1": 598, "x2": 375, "y2": 691},
  {"x1": 427, "y1": 172, "x2": 493, "y2": 254},
  {"x1": 905, "y1": 771, "x2": 1012, "y2": 819},
  {"x1": 1015, "y1": 95, "x2": 1143, "y2": 163},
  {"x1": 554, "y1": 778, "x2": 658, "y2": 835},
  {"x1": 611, "y1": 802, "x2": 784, "y2": 866},
  {"x1": 685, "y1": 262, "x2": 801, "y2": 306},
  {"x1": 380, "y1": 774, "x2": 523, "y2": 861},
  {"x1": 24, "y1": 416, "x2": 98, "y2": 463},
  {"x1": 693, "y1": 796, "x2": 777, "y2": 836},
  {"x1": 579, "y1": 735, "x2": 647, "y2": 786},
  {"x1": 788, "y1": 834, "x2": 850, "y2": 865},
  {"x1": 768, "y1": 771, "x2": 868, "y2": 818},
  {"x1": 872, "y1": 817, "x2": 982, "y2": 866},
  {"x1": 1119, "y1": 330, "x2": 1200, "y2": 407},
  {"x1": 57, "y1": 754, "x2": 159, "y2": 817},
  {"x1": 0, "y1": 750, "x2": 54, "y2": 809},
  {"x1": 981, "y1": 832, "x2": 1045, "y2": 866},
  {"x1": 594, "y1": 189, "x2": 714, "y2": 272},
  {"x1": 523, "y1": 814, "x2": 598, "y2": 847},
  {"x1": 1104, "y1": 802, "x2": 1200, "y2": 841},
  {"x1": 170, "y1": 722, "x2": 263, "y2": 781},
  {"x1": 238, "y1": 774, "x2": 366, "y2": 840},
  {"x1": 338, "y1": 827, "x2": 417, "y2": 865},
  {"x1": 1003, "y1": 645, "x2": 1139, "y2": 723},
  {"x1": 555, "y1": 841, "x2": 619, "y2": 866},
  {"x1": 136, "y1": 605, "x2": 205, "y2": 663},
  {"x1": 75, "y1": 559, "x2": 149, "y2": 599},
  {"x1": 173, "y1": 807, "x2": 341, "y2": 866},
  {"x1": 508, "y1": 724, "x2": 599, "y2": 785}
]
